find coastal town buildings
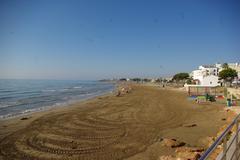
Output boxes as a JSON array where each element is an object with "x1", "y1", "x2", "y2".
[
  {"x1": 190, "y1": 62, "x2": 240, "y2": 87},
  {"x1": 191, "y1": 65, "x2": 219, "y2": 79},
  {"x1": 191, "y1": 64, "x2": 220, "y2": 86}
]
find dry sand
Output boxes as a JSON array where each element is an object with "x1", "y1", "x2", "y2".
[{"x1": 0, "y1": 85, "x2": 235, "y2": 160}]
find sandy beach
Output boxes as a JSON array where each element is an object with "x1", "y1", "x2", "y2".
[{"x1": 0, "y1": 84, "x2": 235, "y2": 160}]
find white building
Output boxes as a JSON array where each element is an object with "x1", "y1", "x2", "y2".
[
  {"x1": 192, "y1": 65, "x2": 219, "y2": 79},
  {"x1": 199, "y1": 75, "x2": 220, "y2": 86},
  {"x1": 191, "y1": 64, "x2": 220, "y2": 87},
  {"x1": 199, "y1": 65, "x2": 219, "y2": 76}
]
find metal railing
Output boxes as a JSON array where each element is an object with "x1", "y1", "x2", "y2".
[{"x1": 200, "y1": 114, "x2": 240, "y2": 160}]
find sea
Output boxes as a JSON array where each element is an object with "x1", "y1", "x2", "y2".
[{"x1": 0, "y1": 79, "x2": 115, "y2": 119}]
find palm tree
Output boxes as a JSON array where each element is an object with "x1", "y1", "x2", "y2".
[{"x1": 222, "y1": 63, "x2": 229, "y2": 69}]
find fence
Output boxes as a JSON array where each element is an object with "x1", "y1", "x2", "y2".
[
  {"x1": 199, "y1": 114, "x2": 240, "y2": 160},
  {"x1": 187, "y1": 86, "x2": 225, "y2": 96}
]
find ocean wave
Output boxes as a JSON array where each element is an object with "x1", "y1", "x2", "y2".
[
  {"x1": 0, "y1": 90, "x2": 40, "y2": 98},
  {"x1": 73, "y1": 86, "x2": 82, "y2": 89},
  {"x1": 0, "y1": 96, "x2": 13, "y2": 100},
  {"x1": 0, "y1": 101, "x2": 25, "y2": 109},
  {"x1": 0, "y1": 107, "x2": 45, "y2": 119},
  {"x1": 0, "y1": 104, "x2": 10, "y2": 109},
  {"x1": 0, "y1": 98, "x2": 53, "y2": 110},
  {"x1": 60, "y1": 88, "x2": 70, "y2": 91},
  {"x1": 0, "y1": 101, "x2": 69, "y2": 119},
  {"x1": 41, "y1": 89, "x2": 56, "y2": 92},
  {"x1": 0, "y1": 90, "x2": 16, "y2": 93}
]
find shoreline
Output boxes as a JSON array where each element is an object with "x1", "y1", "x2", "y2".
[
  {"x1": 0, "y1": 84, "x2": 116, "y2": 120},
  {"x1": 0, "y1": 84, "x2": 236, "y2": 159},
  {"x1": 0, "y1": 90, "x2": 116, "y2": 143}
]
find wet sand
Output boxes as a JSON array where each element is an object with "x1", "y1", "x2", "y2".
[{"x1": 0, "y1": 85, "x2": 234, "y2": 160}]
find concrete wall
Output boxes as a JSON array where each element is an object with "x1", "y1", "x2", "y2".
[{"x1": 201, "y1": 75, "x2": 220, "y2": 86}]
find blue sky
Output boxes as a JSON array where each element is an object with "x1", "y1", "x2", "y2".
[{"x1": 0, "y1": 0, "x2": 239, "y2": 80}]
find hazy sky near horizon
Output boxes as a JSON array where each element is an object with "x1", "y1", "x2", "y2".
[{"x1": 0, "y1": 0, "x2": 240, "y2": 80}]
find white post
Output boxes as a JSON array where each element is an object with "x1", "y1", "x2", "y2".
[
  {"x1": 236, "y1": 120, "x2": 239, "y2": 160},
  {"x1": 223, "y1": 137, "x2": 227, "y2": 160}
]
